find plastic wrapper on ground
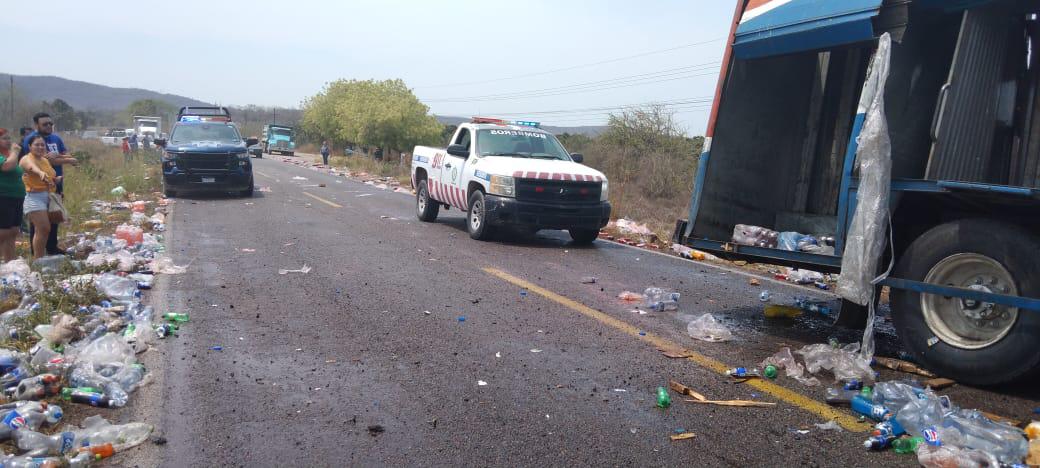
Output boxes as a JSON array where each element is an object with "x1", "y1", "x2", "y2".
[{"x1": 686, "y1": 314, "x2": 732, "y2": 342}]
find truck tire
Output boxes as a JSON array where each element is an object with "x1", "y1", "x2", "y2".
[
  {"x1": 891, "y1": 219, "x2": 1040, "y2": 385},
  {"x1": 569, "y1": 228, "x2": 599, "y2": 245},
  {"x1": 467, "y1": 190, "x2": 494, "y2": 241},
  {"x1": 415, "y1": 180, "x2": 439, "y2": 222},
  {"x1": 241, "y1": 179, "x2": 254, "y2": 198},
  {"x1": 287, "y1": 152, "x2": 294, "y2": 157}
]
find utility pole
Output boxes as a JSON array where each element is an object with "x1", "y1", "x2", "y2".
[
  {"x1": 272, "y1": 107, "x2": 277, "y2": 125},
  {"x1": 8, "y1": 75, "x2": 13, "y2": 127}
]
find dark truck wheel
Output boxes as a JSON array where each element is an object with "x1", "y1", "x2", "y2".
[
  {"x1": 891, "y1": 219, "x2": 1040, "y2": 385},
  {"x1": 467, "y1": 190, "x2": 494, "y2": 241},
  {"x1": 415, "y1": 180, "x2": 439, "y2": 222},
  {"x1": 241, "y1": 181, "x2": 254, "y2": 198},
  {"x1": 569, "y1": 228, "x2": 599, "y2": 245}
]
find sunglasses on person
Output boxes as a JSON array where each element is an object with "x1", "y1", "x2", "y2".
[{"x1": 40, "y1": 122, "x2": 54, "y2": 127}]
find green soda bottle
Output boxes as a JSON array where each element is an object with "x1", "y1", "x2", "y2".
[
  {"x1": 163, "y1": 313, "x2": 189, "y2": 322},
  {"x1": 61, "y1": 387, "x2": 103, "y2": 400},
  {"x1": 656, "y1": 386, "x2": 671, "y2": 408},
  {"x1": 763, "y1": 364, "x2": 778, "y2": 379},
  {"x1": 860, "y1": 386, "x2": 873, "y2": 399},
  {"x1": 891, "y1": 436, "x2": 923, "y2": 454},
  {"x1": 122, "y1": 323, "x2": 136, "y2": 337}
]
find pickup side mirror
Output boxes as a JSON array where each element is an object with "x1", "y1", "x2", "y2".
[
  {"x1": 570, "y1": 153, "x2": 584, "y2": 163},
  {"x1": 245, "y1": 137, "x2": 259, "y2": 147},
  {"x1": 447, "y1": 144, "x2": 469, "y2": 158},
  {"x1": 154, "y1": 138, "x2": 167, "y2": 148}
]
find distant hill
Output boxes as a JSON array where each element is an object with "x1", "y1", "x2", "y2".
[
  {"x1": 1, "y1": 73, "x2": 211, "y2": 110},
  {"x1": 435, "y1": 115, "x2": 608, "y2": 137}
]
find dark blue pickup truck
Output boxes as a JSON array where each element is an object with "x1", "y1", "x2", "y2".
[{"x1": 158, "y1": 121, "x2": 255, "y2": 197}]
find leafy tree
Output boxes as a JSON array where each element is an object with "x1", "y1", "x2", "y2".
[
  {"x1": 41, "y1": 99, "x2": 82, "y2": 131},
  {"x1": 124, "y1": 99, "x2": 176, "y2": 125},
  {"x1": 301, "y1": 79, "x2": 441, "y2": 162}
]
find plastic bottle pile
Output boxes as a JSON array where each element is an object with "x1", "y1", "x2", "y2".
[{"x1": 0, "y1": 199, "x2": 184, "y2": 465}]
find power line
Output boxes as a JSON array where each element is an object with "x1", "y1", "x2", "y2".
[
  {"x1": 423, "y1": 67, "x2": 720, "y2": 103},
  {"x1": 484, "y1": 96, "x2": 715, "y2": 117},
  {"x1": 414, "y1": 37, "x2": 726, "y2": 90}
]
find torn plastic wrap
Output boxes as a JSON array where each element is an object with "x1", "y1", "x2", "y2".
[{"x1": 836, "y1": 33, "x2": 893, "y2": 361}]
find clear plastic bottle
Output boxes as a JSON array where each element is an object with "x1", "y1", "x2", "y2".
[
  {"x1": 14, "y1": 429, "x2": 79, "y2": 456},
  {"x1": 69, "y1": 367, "x2": 128, "y2": 407},
  {"x1": 6, "y1": 374, "x2": 61, "y2": 401},
  {"x1": 643, "y1": 288, "x2": 680, "y2": 311}
]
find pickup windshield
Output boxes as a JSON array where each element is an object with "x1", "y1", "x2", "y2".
[
  {"x1": 476, "y1": 129, "x2": 570, "y2": 160},
  {"x1": 170, "y1": 124, "x2": 241, "y2": 145}
]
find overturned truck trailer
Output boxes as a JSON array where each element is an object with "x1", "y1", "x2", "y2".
[{"x1": 673, "y1": 0, "x2": 1040, "y2": 385}]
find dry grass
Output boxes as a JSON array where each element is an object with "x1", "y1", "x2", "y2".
[
  {"x1": 329, "y1": 154, "x2": 411, "y2": 186},
  {"x1": 62, "y1": 138, "x2": 162, "y2": 229}
]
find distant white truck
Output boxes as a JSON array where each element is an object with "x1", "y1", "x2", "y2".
[
  {"x1": 410, "y1": 117, "x2": 610, "y2": 243},
  {"x1": 133, "y1": 116, "x2": 163, "y2": 139}
]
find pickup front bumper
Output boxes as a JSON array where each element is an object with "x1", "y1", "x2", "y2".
[{"x1": 483, "y1": 194, "x2": 611, "y2": 230}]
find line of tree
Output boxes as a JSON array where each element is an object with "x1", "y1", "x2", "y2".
[{"x1": 299, "y1": 79, "x2": 442, "y2": 160}]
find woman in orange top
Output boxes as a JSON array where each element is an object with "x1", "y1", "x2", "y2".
[{"x1": 20, "y1": 135, "x2": 58, "y2": 259}]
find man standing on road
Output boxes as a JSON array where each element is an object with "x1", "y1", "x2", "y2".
[
  {"x1": 320, "y1": 140, "x2": 330, "y2": 166},
  {"x1": 19, "y1": 112, "x2": 78, "y2": 256},
  {"x1": 128, "y1": 132, "x2": 139, "y2": 155}
]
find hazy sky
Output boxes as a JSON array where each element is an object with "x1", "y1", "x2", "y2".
[{"x1": 2, "y1": 0, "x2": 737, "y2": 133}]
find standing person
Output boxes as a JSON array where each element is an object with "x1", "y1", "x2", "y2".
[
  {"x1": 128, "y1": 132, "x2": 139, "y2": 153},
  {"x1": 121, "y1": 137, "x2": 131, "y2": 162},
  {"x1": 19, "y1": 113, "x2": 77, "y2": 256},
  {"x1": 0, "y1": 129, "x2": 24, "y2": 262},
  {"x1": 19, "y1": 135, "x2": 58, "y2": 260},
  {"x1": 142, "y1": 134, "x2": 152, "y2": 150},
  {"x1": 320, "y1": 140, "x2": 330, "y2": 166}
]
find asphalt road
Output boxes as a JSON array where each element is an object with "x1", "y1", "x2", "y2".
[{"x1": 127, "y1": 156, "x2": 1038, "y2": 467}]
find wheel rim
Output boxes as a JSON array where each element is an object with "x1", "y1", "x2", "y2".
[
  {"x1": 469, "y1": 199, "x2": 483, "y2": 231},
  {"x1": 921, "y1": 253, "x2": 1019, "y2": 350},
  {"x1": 417, "y1": 187, "x2": 428, "y2": 214}
]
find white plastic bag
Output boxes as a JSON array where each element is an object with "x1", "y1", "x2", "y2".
[{"x1": 686, "y1": 314, "x2": 732, "y2": 342}]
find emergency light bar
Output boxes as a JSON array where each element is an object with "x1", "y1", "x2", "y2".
[{"x1": 471, "y1": 117, "x2": 541, "y2": 128}]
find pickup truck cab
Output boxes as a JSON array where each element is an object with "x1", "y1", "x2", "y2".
[
  {"x1": 158, "y1": 120, "x2": 255, "y2": 198},
  {"x1": 411, "y1": 118, "x2": 610, "y2": 244}
]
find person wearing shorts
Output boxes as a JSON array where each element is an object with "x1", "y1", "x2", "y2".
[
  {"x1": 0, "y1": 129, "x2": 24, "y2": 262},
  {"x1": 20, "y1": 135, "x2": 58, "y2": 260}
]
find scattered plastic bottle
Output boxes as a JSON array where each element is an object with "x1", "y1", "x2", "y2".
[
  {"x1": 60, "y1": 387, "x2": 102, "y2": 400},
  {"x1": 67, "y1": 391, "x2": 116, "y2": 408},
  {"x1": 891, "y1": 436, "x2": 923, "y2": 454},
  {"x1": 155, "y1": 323, "x2": 177, "y2": 338},
  {"x1": 656, "y1": 387, "x2": 671, "y2": 408},
  {"x1": 763, "y1": 364, "x2": 778, "y2": 380},
  {"x1": 863, "y1": 434, "x2": 894, "y2": 450},
  {"x1": 843, "y1": 380, "x2": 863, "y2": 391},
  {"x1": 162, "y1": 313, "x2": 189, "y2": 323},
  {"x1": 6, "y1": 374, "x2": 61, "y2": 401},
  {"x1": 873, "y1": 419, "x2": 907, "y2": 439},
  {"x1": 78, "y1": 442, "x2": 114, "y2": 460},
  {"x1": 860, "y1": 386, "x2": 873, "y2": 399},
  {"x1": 851, "y1": 395, "x2": 891, "y2": 421},
  {"x1": 825, "y1": 387, "x2": 859, "y2": 406},
  {"x1": 0, "y1": 366, "x2": 31, "y2": 389},
  {"x1": 726, "y1": 367, "x2": 764, "y2": 379},
  {"x1": 14, "y1": 429, "x2": 78, "y2": 456},
  {"x1": 644, "y1": 288, "x2": 680, "y2": 311},
  {"x1": 759, "y1": 290, "x2": 771, "y2": 302}
]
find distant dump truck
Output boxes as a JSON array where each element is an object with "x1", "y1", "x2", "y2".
[
  {"x1": 262, "y1": 124, "x2": 295, "y2": 156},
  {"x1": 132, "y1": 116, "x2": 163, "y2": 139},
  {"x1": 672, "y1": 0, "x2": 1040, "y2": 385}
]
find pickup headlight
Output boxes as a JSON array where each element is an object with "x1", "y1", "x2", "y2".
[
  {"x1": 600, "y1": 180, "x2": 609, "y2": 201},
  {"x1": 488, "y1": 175, "x2": 515, "y2": 197},
  {"x1": 234, "y1": 151, "x2": 249, "y2": 159}
]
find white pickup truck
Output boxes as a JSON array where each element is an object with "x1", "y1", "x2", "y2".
[{"x1": 411, "y1": 118, "x2": 611, "y2": 244}]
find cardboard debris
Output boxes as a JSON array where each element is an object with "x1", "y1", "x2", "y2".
[
  {"x1": 669, "y1": 380, "x2": 775, "y2": 408},
  {"x1": 874, "y1": 357, "x2": 936, "y2": 378},
  {"x1": 657, "y1": 346, "x2": 693, "y2": 359},
  {"x1": 923, "y1": 377, "x2": 956, "y2": 390},
  {"x1": 670, "y1": 433, "x2": 696, "y2": 441}
]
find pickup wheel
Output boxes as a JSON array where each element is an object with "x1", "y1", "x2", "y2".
[
  {"x1": 891, "y1": 219, "x2": 1040, "y2": 385},
  {"x1": 569, "y1": 228, "x2": 599, "y2": 245},
  {"x1": 415, "y1": 180, "x2": 439, "y2": 222},
  {"x1": 163, "y1": 188, "x2": 176, "y2": 198},
  {"x1": 467, "y1": 190, "x2": 494, "y2": 241},
  {"x1": 240, "y1": 179, "x2": 254, "y2": 198}
]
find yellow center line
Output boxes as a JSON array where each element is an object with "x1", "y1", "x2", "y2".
[
  {"x1": 255, "y1": 170, "x2": 274, "y2": 179},
  {"x1": 302, "y1": 191, "x2": 342, "y2": 208},
  {"x1": 483, "y1": 267, "x2": 870, "y2": 432}
]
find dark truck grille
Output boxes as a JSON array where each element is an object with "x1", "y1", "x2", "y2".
[
  {"x1": 515, "y1": 179, "x2": 601, "y2": 203},
  {"x1": 175, "y1": 153, "x2": 232, "y2": 172}
]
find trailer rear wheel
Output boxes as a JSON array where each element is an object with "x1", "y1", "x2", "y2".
[{"x1": 891, "y1": 219, "x2": 1040, "y2": 385}]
